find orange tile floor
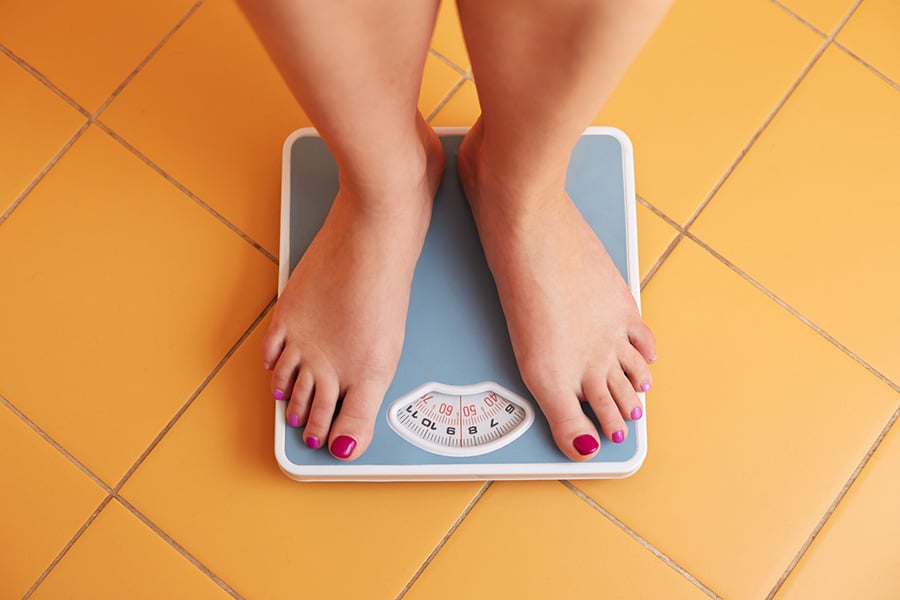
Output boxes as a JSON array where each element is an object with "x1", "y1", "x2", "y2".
[{"x1": 1, "y1": 0, "x2": 898, "y2": 598}]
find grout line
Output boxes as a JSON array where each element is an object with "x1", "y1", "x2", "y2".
[
  {"x1": 832, "y1": 40, "x2": 900, "y2": 91},
  {"x1": 0, "y1": 43, "x2": 92, "y2": 118},
  {"x1": 92, "y1": 0, "x2": 205, "y2": 119},
  {"x1": 0, "y1": 394, "x2": 112, "y2": 494},
  {"x1": 425, "y1": 74, "x2": 471, "y2": 123},
  {"x1": 394, "y1": 482, "x2": 492, "y2": 599},
  {"x1": 21, "y1": 496, "x2": 115, "y2": 599},
  {"x1": 561, "y1": 481, "x2": 722, "y2": 599},
  {"x1": 678, "y1": 0, "x2": 864, "y2": 237},
  {"x1": 683, "y1": 231, "x2": 900, "y2": 392},
  {"x1": 0, "y1": 121, "x2": 91, "y2": 228},
  {"x1": 94, "y1": 121, "x2": 279, "y2": 265},
  {"x1": 114, "y1": 496, "x2": 244, "y2": 600},
  {"x1": 766, "y1": 405, "x2": 900, "y2": 599},
  {"x1": 637, "y1": 195, "x2": 686, "y2": 291},
  {"x1": 112, "y1": 298, "x2": 276, "y2": 493},
  {"x1": 767, "y1": 0, "x2": 829, "y2": 38},
  {"x1": 427, "y1": 48, "x2": 468, "y2": 76}
]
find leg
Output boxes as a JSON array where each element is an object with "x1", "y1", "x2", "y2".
[
  {"x1": 238, "y1": 0, "x2": 443, "y2": 460},
  {"x1": 456, "y1": 0, "x2": 670, "y2": 460}
]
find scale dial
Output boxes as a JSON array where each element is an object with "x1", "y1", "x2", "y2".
[{"x1": 387, "y1": 382, "x2": 535, "y2": 457}]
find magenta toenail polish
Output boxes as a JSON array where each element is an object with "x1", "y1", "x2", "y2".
[
  {"x1": 612, "y1": 430, "x2": 625, "y2": 444},
  {"x1": 331, "y1": 435, "x2": 357, "y2": 459},
  {"x1": 273, "y1": 390, "x2": 285, "y2": 400},
  {"x1": 641, "y1": 381, "x2": 652, "y2": 392},
  {"x1": 263, "y1": 362, "x2": 273, "y2": 371},
  {"x1": 631, "y1": 406, "x2": 643, "y2": 420},
  {"x1": 306, "y1": 436, "x2": 320, "y2": 450},
  {"x1": 651, "y1": 355, "x2": 658, "y2": 363},
  {"x1": 573, "y1": 434, "x2": 599, "y2": 456},
  {"x1": 288, "y1": 414, "x2": 300, "y2": 428}
]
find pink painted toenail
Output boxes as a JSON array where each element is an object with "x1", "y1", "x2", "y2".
[
  {"x1": 288, "y1": 414, "x2": 300, "y2": 428},
  {"x1": 331, "y1": 435, "x2": 357, "y2": 459},
  {"x1": 650, "y1": 355, "x2": 658, "y2": 363},
  {"x1": 612, "y1": 430, "x2": 625, "y2": 444},
  {"x1": 573, "y1": 434, "x2": 599, "y2": 456},
  {"x1": 273, "y1": 389, "x2": 285, "y2": 400},
  {"x1": 306, "y1": 436, "x2": 320, "y2": 450},
  {"x1": 264, "y1": 362, "x2": 273, "y2": 371},
  {"x1": 631, "y1": 406, "x2": 643, "y2": 420},
  {"x1": 641, "y1": 381, "x2": 652, "y2": 392}
]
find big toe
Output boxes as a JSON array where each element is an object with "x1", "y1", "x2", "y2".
[
  {"x1": 533, "y1": 389, "x2": 603, "y2": 461},
  {"x1": 327, "y1": 381, "x2": 385, "y2": 461}
]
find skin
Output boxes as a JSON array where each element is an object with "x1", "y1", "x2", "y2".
[{"x1": 237, "y1": 0, "x2": 670, "y2": 461}]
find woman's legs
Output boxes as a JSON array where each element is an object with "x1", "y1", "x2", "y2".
[
  {"x1": 456, "y1": 0, "x2": 670, "y2": 460},
  {"x1": 237, "y1": 0, "x2": 443, "y2": 459}
]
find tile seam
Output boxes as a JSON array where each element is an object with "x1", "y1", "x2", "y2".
[
  {"x1": 637, "y1": 194, "x2": 686, "y2": 291},
  {"x1": 683, "y1": 231, "x2": 899, "y2": 392},
  {"x1": 0, "y1": 42, "x2": 92, "y2": 118},
  {"x1": 20, "y1": 495, "x2": 114, "y2": 600},
  {"x1": 560, "y1": 481, "x2": 722, "y2": 599},
  {"x1": 93, "y1": 121, "x2": 279, "y2": 264},
  {"x1": 394, "y1": 481, "x2": 492, "y2": 599},
  {"x1": 0, "y1": 394, "x2": 112, "y2": 494},
  {"x1": 112, "y1": 298, "x2": 276, "y2": 493},
  {"x1": 765, "y1": 405, "x2": 900, "y2": 599},
  {"x1": 679, "y1": 0, "x2": 865, "y2": 237},
  {"x1": 832, "y1": 40, "x2": 900, "y2": 91},
  {"x1": 92, "y1": 0, "x2": 205, "y2": 120},
  {"x1": 425, "y1": 74, "x2": 471, "y2": 123},
  {"x1": 0, "y1": 121, "x2": 91, "y2": 228},
  {"x1": 114, "y1": 496, "x2": 244, "y2": 600},
  {"x1": 427, "y1": 48, "x2": 468, "y2": 76},
  {"x1": 767, "y1": 0, "x2": 829, "y2": 38}
]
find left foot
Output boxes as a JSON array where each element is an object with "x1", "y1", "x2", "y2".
[{"x1": 458, "y1": 123, "x2": 657, "y2": 461}]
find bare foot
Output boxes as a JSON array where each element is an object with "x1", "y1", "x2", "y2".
[
  {"x1": 264, "y1": 119, "x2": 445, "y2": 460},
  {"x1": 458, "y1": 123, "x2": 656, "y2": 461}
]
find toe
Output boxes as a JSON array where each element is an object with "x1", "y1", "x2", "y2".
[
  {"x1": 608, "y1": 370, "x2": 643, "y2": 425},
  {"x1": 629, "y1": 321, "x2": 657, "y2": 364},
  {"x1": 302, "y1": 369, "x2": 340, "y2": 450},
  {"x1": 261, "y1": 325, "x2": 286, "y2": 371},
  {"x1": 286, "y1": 366, "x2": 315, "y2": 431},
  {"x1": 530, "y1": 386, "x2": 603, "y2": 461},
  {"x1": 327, "y1": 381, "x2": 385, "y2": 461},
  {"x1": 270, "y1": 349, "x2": 300, "y2": 401},
  {"x1": 621, "y1": 346, "x2": 653, "y2": 393},
  {"x1": 583, "y1": 372, "x2": 629, "y2": 444}
]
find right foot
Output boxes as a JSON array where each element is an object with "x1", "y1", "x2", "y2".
[{"x1": 263, "y1": 119, "x2": 445, "y2": 460}]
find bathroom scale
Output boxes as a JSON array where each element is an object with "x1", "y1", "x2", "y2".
[{"x1": 275, "y1": 126, "x2": 646, "y2": 481}]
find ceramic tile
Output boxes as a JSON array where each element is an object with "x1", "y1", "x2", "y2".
[
  {"x1": 637, "y1": 203, "x2": 679, "y2": 281},
  {"x1": 0, "y1": 402, "x2": 106, "y2": 598},
  {"x1": 429, "y1": 79, "x2": 480, "y2": 127},
  {"x1": 120, "y1": 316, "x2": 484, "y2": 599},
  {"x1": 777, "y1": 0, "x2": 855, "y2": 33},
  {"x1": 31, "y1": 499, "x2": 231, "y2": 599},
  {"x1": 777, "y1": 416, "x2": 900, "y2": 600},
  {"x1": 692, "y1": 47, "x2": 900, "y2": 383},
  {"x1": 0, "y1": 0, "x2": 196, "y2": 112},
  {"x1": 0, "y1": 125, "x2": 276, "y2": 485},
  {"x1": 0, "y1": 53, "x2": 84, "y2": 216},
  {"x1": 420, "y1": 52, "x2": 464, "y2": 120},
  {"x1": 593, "y1": 0, "x2": 823, "y2": 224},
  {"x1": 430, "y1": 0, "x2": 469, "y2": 71},
  {"x1": 405, "y1": 481, "x2": 708, "y2": 599},
  {"x1": 838, "y1": 0, "x2": 900, "y2": 85},
  {"x1": 100, "y1": 0, "x2": 309, "y2": 256},
  {"x1": 575, "y1": 239, "x2": 898, "y2": 600}
]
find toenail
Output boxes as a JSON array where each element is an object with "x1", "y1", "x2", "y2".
[
  {"x1": 288, "y1": 414, "x2": 300, "y2": 428},
  {"x1": 263, "y1": 362, "x2": 273, "y2": 371},
  {"x1": 640, "y1": 381, "x2": 652, "y2": 392},
  {"x1": 631, "y1": 406, "x2": 643, "y2": 420},
  {"x1": 273, "y1": 389, "x2": 285, "y2": 400},
  {"x1": 331, "y1": 435, "x2": 357, "y2": 459},
  {"x1": 573, "y1": 434, "x2": 599, "y2": 456},
  {"x1": 650, "y1": 354, "x2": 658, "y2": 363},
  {"x1": 612, "y1": 430, "x2": 625, "y2": 444},
  {"x1": 306, "y1": 436, "x2": 320, "y2": 450}
]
